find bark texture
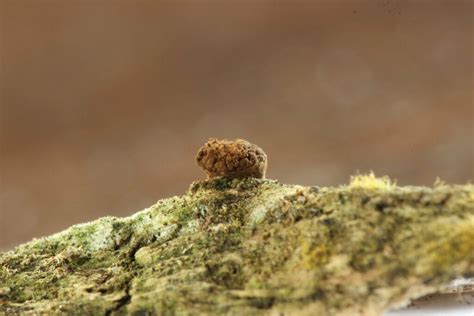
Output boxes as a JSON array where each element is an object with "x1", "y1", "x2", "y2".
[{"x1": 1, "y1": 175, "x2": 473, "y2": 315}]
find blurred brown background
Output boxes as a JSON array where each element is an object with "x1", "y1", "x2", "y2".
[{"x1": 1, "y1": 0, "x2": 472, "y2": 250}]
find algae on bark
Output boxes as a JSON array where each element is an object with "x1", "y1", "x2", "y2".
[{"x1": 0, "y1": 175, "x2": 473, "y2": 315}]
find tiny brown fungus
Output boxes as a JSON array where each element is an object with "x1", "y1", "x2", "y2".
[{"x1": 196, "y1": 138, "x2": 267, "y2": 179}]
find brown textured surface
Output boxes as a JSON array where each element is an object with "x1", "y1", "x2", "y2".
[
  {"x1": 1, "y1": 0, "x2": 473, "y2": 249},
  {"x1": 196, "y1": 138, "x2": 267, "y2": 179}
]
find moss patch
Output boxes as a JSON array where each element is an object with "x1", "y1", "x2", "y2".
[{"x1": 1, "y1": 176, "x2": 473, "y2": 315}]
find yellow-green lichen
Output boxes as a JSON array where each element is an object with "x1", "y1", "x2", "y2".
[
  {"x1": 0, "y1": 176, "x2": 473, "y2": 315},
  {"x1": 348, "y1": 172, "x2": 396, "y2": 191}
]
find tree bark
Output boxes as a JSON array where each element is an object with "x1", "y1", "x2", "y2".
[{"x1": 1, "y1": 175, "x2": 473, "y2": 315}]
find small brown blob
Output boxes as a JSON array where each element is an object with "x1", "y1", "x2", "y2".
[{"x1": 196, "y1": 138, "x2": 267, "y2": 179}]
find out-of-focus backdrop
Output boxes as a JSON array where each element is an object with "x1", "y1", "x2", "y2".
[{"x1": 1, "y1": 0, "x2": 472, "y2": 250}]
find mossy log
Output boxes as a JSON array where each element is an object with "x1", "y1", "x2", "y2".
[{"x1": 1, "y1": 175, "x2": 473, "y2": 315}]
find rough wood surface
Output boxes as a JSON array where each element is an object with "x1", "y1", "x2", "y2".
[{"x1": 1, "y1": 175, "x2": 473, "y2": 315}]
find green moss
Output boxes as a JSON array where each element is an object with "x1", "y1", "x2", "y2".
[{"x1": 1, "y1": 176, "x2": 473, "y2": 315}]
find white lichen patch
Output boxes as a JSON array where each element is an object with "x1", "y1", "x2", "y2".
[
  {"x1": 179, "y1": 219, "x2": 199, "y2": 235},
  {"x1": 88, "y1": 219, "x2": 116, "y2": 251},
  {"x1": 250, "y1": 205, "x2": 268, "y2": 225}
]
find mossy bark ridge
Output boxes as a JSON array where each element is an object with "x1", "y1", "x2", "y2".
[{"x1": 1, "y1": 175, "x2": 473, "y2": 315}]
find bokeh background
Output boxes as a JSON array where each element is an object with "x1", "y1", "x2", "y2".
[{"x1": 1, "y1": 0, "x2": 472, "y2": 250}]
